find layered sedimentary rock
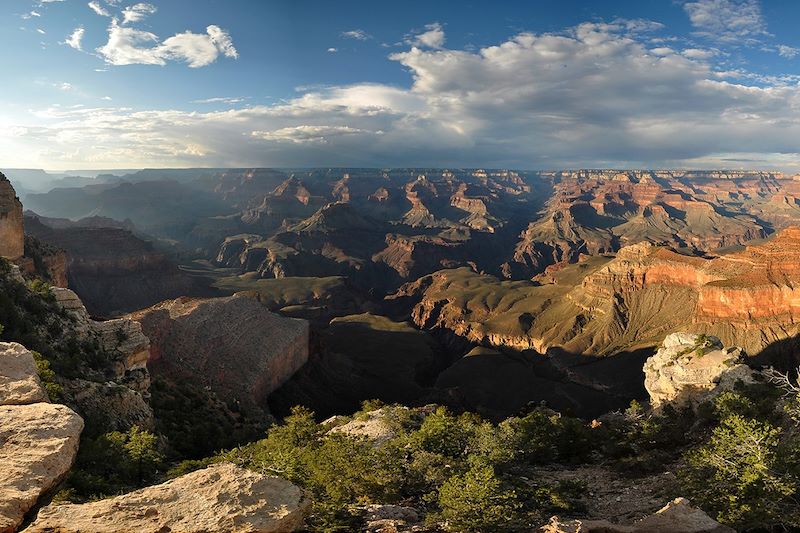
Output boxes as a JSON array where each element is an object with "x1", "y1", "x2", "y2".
[
  {"x1": 26, "y1": 214, "x2": 215, "y2": 316},
  {"x1": 399, "y1": 227, "x2": 800, "y2": 364},
  {"x1": 130, "y1": 295, "x2": 309, "y2": 417},
  {"x1": 26, "y1": 463, "x2": 310, "y2": 533},
  {"x1": 507, "y1": 169, "x2": 772, "y2": 278},
  {"x1": 0, "y1": 342, "x2": 83, "y2": 533},
  {"x1": 643, "y1": 333, "x2": 756, "y2": 409},
  {"x1": 0, "y1": 172, "x2": 24, "y2": 260}
]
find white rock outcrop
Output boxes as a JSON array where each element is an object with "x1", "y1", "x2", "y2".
[
  {"x1": 644, "y1": 333, "x2": 756, "y2": 409},
  {"x1": 0, "y1": 343, "x2": 83, "y2": 533},
  {"x1": 25, "y1": 462, "x2": 310, "y2": 533},
  {"x1": 327, "y1": 407, "x2": 405, "y2": 446}
]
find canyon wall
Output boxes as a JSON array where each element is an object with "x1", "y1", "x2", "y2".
[{"x1": 0, "y1": 173, "x2": 24, "y2": 260}]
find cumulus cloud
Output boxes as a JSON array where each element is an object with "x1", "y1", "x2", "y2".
[
  {"x1": 64, "y1": 27, "x2": 85, "y2": 50},
  {"x1": 96, "y1": 21, "x2": 238, "y2": 67},
  {"x1": 88, "y1": 1, "x2": 110, "y2": 16},
  {"x1": 684, "y1": 0, "x2": 770, "y2": 43},
  {"x1": 341, "y1": 29, "x2": 371, "y2": 40},
  {"x1": 122, "y1": 2, "x2": 156, "y2": 24},
  {"x1": 406, "y1": 22, "x2": 445, "y2": 49},
  {"x1": 11, "y1": 19, "x2": 800, "y2": 170},
  {"x1": 327, "y1": 47, "x2": 338, "y2": 53}
]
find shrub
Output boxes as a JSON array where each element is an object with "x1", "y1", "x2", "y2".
[
  {"x1": 61, "y1": 425, "x2": 164, "y2": 501},
  {"x1": 436, "y1": 461, "x2": 522, "y2": 532},
  {"x1": 681, "y1": 414, "x2": 800, "y2": 529},
  {"x1": 31, "y1": 350, "x2": 62, "y2": 401}
]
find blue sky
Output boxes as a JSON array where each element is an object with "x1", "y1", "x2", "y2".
[{"x1": 3, "y1": 0, "x2": 800, "y2": 170}]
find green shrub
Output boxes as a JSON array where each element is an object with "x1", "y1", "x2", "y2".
[
  {"x1": 31, "y1": 350, "x2": 62, "y2": 401},
  {"x1": 681, "y1": 414, "x2": 800, "y2": 529},
  {"x1": 61, "y1": 425, "x2": 164, "y2": 501},
  {"x1": 435, "y1": 461, "x2": 522, "y2": 532}
]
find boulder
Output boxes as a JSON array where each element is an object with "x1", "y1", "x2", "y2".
[
  {"x1": 26, "y1": 462, "x2": 310, "y2": 533},
  {"x1": 363, "y1": 504, "x2": 422, "y2": 533},
  {"x1": 328, "y1": 407, "x2": 404, "y2": 446},
  {"x1": 0, "y1": 403, "x2": 83, "y2": 533},
  {"x1": 0, "y1": 342, "x2": 47, "y2": 405},
  {"x1": 644, "y1": 333, "x2": 756, "y2": 409},
  {"x1": 541, "y1": 497, "x2": 734, "y2": 532}
]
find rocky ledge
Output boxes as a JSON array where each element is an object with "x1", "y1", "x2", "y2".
[
  {"x1": 25, "y1": 463, "x2": 310, "y2": 533},
  {"x1": 0, "y1": 342, "x2": 83, "y2": 533}
]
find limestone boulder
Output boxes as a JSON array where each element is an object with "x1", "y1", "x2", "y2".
[
  {"x1": 26, "y1": 462, "x2": 310, "y2": 533},
  {"x1": 328, "y1": 407, "x2": 405, "y2": 446},
  {"x1": 644, "y1": 333, "x2": 756, "y2": 409},
  {"x1": 0, "y1": 342, "x2": 47, "y2": 405},
  {"x1": 0, "y1": 403, "x2": 83, "y2": 533}
]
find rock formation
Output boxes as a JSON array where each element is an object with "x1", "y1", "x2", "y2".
[
  {"x1": 541, "y1": 497, "x2": 734, "y2": 533},
  {"x1": 130, "y1": 295, "x2": 309, "y2": 418},
  {"x1": 25, "y1": 214, "x2": 216, "y2": 316},
  {"x1": 327, "y1": 407, "x2": 406, "y2": 446},
  {"x1": 0, "y1": 342, "x2": 83, "y2": 533},
  {"x1": 25, "y1": 463, "x2": 310, "y2": 533},
  {"x1": 51, "y1": 287, "x2": 155, "y2": 431},
  {"x1": 0, "y1": 173, "x2": 24, "y2": 260},
  {"x1": 398, "y1": 227, "x2": 800, "y2": 364},
  {"x1": 644, "y1": 333, "x2": 755, "y2": 409},
  {"x1": 0, "y1": 342, "x2": 48, "y2": 405}
]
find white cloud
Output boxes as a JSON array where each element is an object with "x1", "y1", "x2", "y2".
[
  {"x1": 122, "y1": 2, "x2": 157, "y2": 24},
  {"x1": 88, "y1": 1, "x2": 111, "y2": 16},
  {"x1": 57, "y1": 82, "x2": 73, "y2": 91},
  {"x1": 21, "y1": 10, "x2": 41, "y2": 19},
  {"x1": 778, "y1": 44, "x2": 799, "y2": 59},
  {"x1": 327, "y1": 47, "x2": 338, "y2": 53},
  {"x1": 64, "y1": 27, "x2": 85, "y2": 51},
  {"x1": 96, "y1": 22, "x2": 238, "y2": 67},
  {"x1": 683, "y1": 0, "x2": 769, "y2": 43},
  {"x1": 206, "y1": 25, "x2": 238, "y2": 59},
  {"x1": 101, "y1": 96, "x2": 113, "y2": 101},
  {"x1": 341, "y1": 29, "x2": 370, "y2": 41},
  {"x1": 406, "y1": 22, "x2": 445, "y2": 49},
  {"x1": 96, "y1": 23, "x2": 163, "y2": 65},
  {"x1": 252, "y1": 125, "x2": 375, "y2": 143},
  {"x1": 192, "y1": 97, "x2": 245, "y2": 104},
  {"x1": 682, "y1": 47, "x2": 716, "y2": 59},
  {"x1": 13, "y1": 19, "x2": 800, "y2": 170},
  {"x1": 36, "y1": 28, "x2": 46, "y2": 35}
]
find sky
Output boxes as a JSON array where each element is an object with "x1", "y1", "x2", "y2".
[{"x1": 3, "y1": 0, "x2": 800, "y2": 171}]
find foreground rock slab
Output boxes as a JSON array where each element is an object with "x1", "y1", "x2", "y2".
[
  {"x1": 541, "y1": 497, "x2": 734, "y2": 533},
  {"x1": 0, "y1": 403, "x2": 83, "y2": 533},
  {"x1": 26, "y1": 462, "x2": 310, "y2": 533}
]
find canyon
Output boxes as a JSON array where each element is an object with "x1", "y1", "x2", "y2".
[{"x1": 7, "y1": 167, "x2": 800, "y2": 531}]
